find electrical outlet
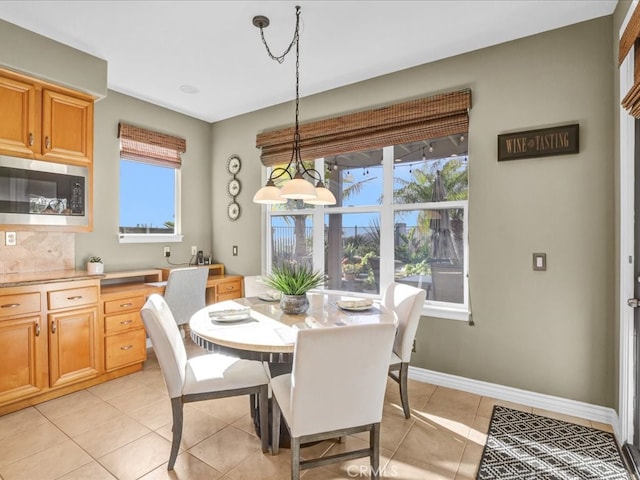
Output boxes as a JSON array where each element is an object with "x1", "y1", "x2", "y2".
[
  {"x1": 163, "y1": 246, "x2": 171, "y2": 257},
  {"x1": 5, "y1": 231, "x2": 16, "y2": 246},
  {"x1": 191, "y1": 245, "x2": 197, "y2": 256}
]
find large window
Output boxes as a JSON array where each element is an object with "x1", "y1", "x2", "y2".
[
  {"x1": 264, "y1": 135, "x2": 469, "y2": 321},
  {"x1": 117, "y1": 123, "x2": 185, "y2": 243}
]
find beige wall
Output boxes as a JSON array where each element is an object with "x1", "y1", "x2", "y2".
[
  {"x1": 212, "y1": 17, "x2": 615, "y2": 407},
  {"x1": 74, "y1": 91, "x2": 213, "y2": 271},
  {"x1": 0, "y1": 19, "x2": 107, "y2": 98},
  {"x1": 613, "y1": 0, "x2": 633, "y2": 419}
]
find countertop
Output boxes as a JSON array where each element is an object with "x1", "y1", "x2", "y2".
[{"x1": 0, "y1": 269, "x2": 103, "y2": 288}]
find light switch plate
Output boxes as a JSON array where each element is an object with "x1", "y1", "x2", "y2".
[
  {"x1": 5, "y1": 231, "x2": 16, "y2": 246},
  {"x1": 533, "y1": 252, "x2": 546, "y2": 271}
]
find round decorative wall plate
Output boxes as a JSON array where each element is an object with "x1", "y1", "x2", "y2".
[
  {"x1": 227, "y1": 154, "x2": 241, "y2": 175},
  {"x1": 227, "y1": 201, "x2": 241, "y2": 221},
  {"x1": 227, "y1": 178, "x2": 241, "y2": 197}
]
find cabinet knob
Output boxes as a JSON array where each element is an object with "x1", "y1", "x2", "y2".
[
  {"x1": 120, "y1": 345, "x2": 133, "y2": 350},
  {"x1": 67, "y1": 295, "x2": 82, "y2": 300},
  {"x1": 35, "y1": 322, "x2": 40, "y2": 337},
  {"x1": 120, "y1": 303, "x2": 133, "y2": 308},
  {"x1": 45, "y1": 136, "x2": 50, "y2": 149},
  {"x1": 28, "y1": 132, "x2": 34, "y2": 146},
  {"x1": 120, "y1": 320, "x2": 133, "y2": 325},
  {"x1": 51, "y1": 320, "x2": 56, "y2": 334}
]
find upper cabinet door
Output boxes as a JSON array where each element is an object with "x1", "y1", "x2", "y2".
[
  {"x1": 0, "y1": 75, "x2": 38, "y2": 156},
  {"x1": 41, "y1": 89, "x2": 93, "y2": 165}
]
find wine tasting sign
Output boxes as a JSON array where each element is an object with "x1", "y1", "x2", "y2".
[{"x1": 497, "y1": 124, "x2": 579, "y2": 162}]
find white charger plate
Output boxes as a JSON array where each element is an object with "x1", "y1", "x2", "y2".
[
  {"x1": 258, "y1": 293, "x2": 280, "y2": 302},
  {"x1": 209, "y1": 308, "x2": 252, "y2": 322},
  {"x1": 336, "y1": 301, "x2": 373, "y2": 311},
  {"x1": 210, "y1": 313, "x2": 252, "y2": 322}
]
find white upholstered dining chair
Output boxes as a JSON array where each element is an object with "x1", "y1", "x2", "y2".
[
  {"x1": 140, "y1": 294, "x2": 269, "y2": 470},
  {"x1": 163, "y1": 267, "x2": 209, "y2": 335},
  {"x1": 271, "y1": 322, "x2": 396, "y2": 480},
  {"x1": 382, "y1": 282, "x2": 427, "y2": 419},
  {"x1": 243, "y1": 275, "x2": 268, "y2": 297}
]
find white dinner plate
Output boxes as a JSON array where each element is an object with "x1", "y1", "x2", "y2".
[
  {"x1": 210, "y1": 313, "x2": 252, "y2": 322},
  {"x1": 336, "y1": 301, "x2": 373, "y2": 311},
  {"x1": 258, "y1": 293, "x2": 280, "y2": 302},
  {"x1": 208, "y1": 307, "x2": 252, "y2": 322}
]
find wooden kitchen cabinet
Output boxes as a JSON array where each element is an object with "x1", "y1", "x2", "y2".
[
  {"x1": 0, "y1": 274, "x2": 158, "y2": 416},
  {"x1": 41, "y1": 89, "x2": 93, "y2": 164},
  {"x1": 213, "y1": 276, "x2": 243, "y2": 303},
  {"x1": 0, "y1": 74, "x2": 38, "y2": 157},
  {"x1": 0, "y1": 68, "x2": 94, "y2": 164},
  {"x1": 0, "y1": 288, "x2": 47, "y2": 406},
  {"x1": 103, "y1": 294, "x2": 147, "y2": 371},
  {"x1": 47, "y1": 281, "x2": 101, "y2": 388}
]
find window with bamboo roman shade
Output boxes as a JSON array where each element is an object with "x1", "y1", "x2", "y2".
[
  {"x1": 255, "y1": 88, "x2": 471, "y2": 167},
  {"x1": 118, "y1": 122, "x2": 186, "y2": 167},
  {"x1": 117, "y1": 122, "x2": 186, "y2": 241},
  {"x1": 620, "y1": 4, "x2": 640, "y2": 117}
]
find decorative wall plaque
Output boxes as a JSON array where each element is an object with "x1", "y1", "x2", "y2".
[
  {"x1": 226, "y1": 154, "x2": 241, "y2": 220},
  {"x1": 497, "y1": 124, "x2": 579, "y2": 162}
]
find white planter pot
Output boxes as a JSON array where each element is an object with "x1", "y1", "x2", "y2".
[{"x1": 87, "y1": 262, "x2": 104, "y2": 275}]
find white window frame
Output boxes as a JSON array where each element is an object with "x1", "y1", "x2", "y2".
[
  {"x1": 262, "y1": 146, "x2": 470, "y2": 322},
  {"x1": 118, "y1": 161, "x2": 184, "y2": 244}
]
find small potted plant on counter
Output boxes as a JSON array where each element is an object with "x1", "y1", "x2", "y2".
[
  {"x1": 87, "y1": 256, "x2": 104, "y2": 275},
  {"x1": 263, "y1": 261, "x2": 325, "y2": 314}
]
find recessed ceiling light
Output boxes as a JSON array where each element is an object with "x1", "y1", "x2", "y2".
[{"x1": 179, "y1": 84, "x2": 199, "y2": 94}]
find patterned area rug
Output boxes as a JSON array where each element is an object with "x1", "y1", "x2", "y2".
[{"x1": 477, "y1": 406, "x2": 630, "y2": 480}]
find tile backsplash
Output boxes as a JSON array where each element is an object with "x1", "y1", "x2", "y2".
[{"x1": 0, "y1": 231, "x2": 75, "y2": 275}]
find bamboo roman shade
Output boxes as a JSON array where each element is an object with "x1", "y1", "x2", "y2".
[
  {"x1": 118, "y1": 122, "x2": 186, "y2": 167},
  {"x1": 256, "y1": 89, "x2": 471, "y2": 167},
  {"x1": 620, "y1": 4, "x2": 640, "y2": 118}
]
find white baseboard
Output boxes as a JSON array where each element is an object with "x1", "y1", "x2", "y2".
[{"x1": 409, "y1": 366, "x2": 622, "y2": 442}]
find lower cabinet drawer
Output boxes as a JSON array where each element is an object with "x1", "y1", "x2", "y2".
[
  {"x1": 105, "y1": 329, "x2": 146, "y2": 370},
  {"x1": 105, "y1": 311, "x2": 144, "y2": 334},
  {"x1": 217, "y1": 279, "x2": 242, "y2": 297},
  {"x1": 104, "y1": 296, "x2": 146, "y2": 315},
  {"x1": 0, "y1": 292, "x2": 41, "y2": 319},
  {"x1": 48, "y1": 286, "x2": 98, "y2": 310},
  {"x1": 217, "y1": 290, "x2": 242, "y2": 302}
]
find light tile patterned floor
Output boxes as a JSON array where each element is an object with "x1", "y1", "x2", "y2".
[{"x1": 0, "y1": 337, "x2": 614, "y2": 480}]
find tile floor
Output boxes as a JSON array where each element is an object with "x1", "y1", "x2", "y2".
[{"x1": 0, "y1": 337, "x2": 615, "y2": 480}]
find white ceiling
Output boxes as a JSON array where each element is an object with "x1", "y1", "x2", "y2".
[{"x1": 0, "y1": 0, "x2": 618, "y2": 123}]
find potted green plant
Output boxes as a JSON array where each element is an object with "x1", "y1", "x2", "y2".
[
  {"x1": 87, "y1": 256, "x2": 104, "y2": 275},
  {"x1": 263, "y1": 262, "x2": 325, "y2": 314}
]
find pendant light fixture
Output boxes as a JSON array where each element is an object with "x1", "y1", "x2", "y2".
[{"x1": 252, "y1": 6, "x2": 336, "y2": 206}]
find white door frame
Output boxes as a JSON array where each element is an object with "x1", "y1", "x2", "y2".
[{"x1": 620, "y1": 0, "x2": 638, "y2": 444}]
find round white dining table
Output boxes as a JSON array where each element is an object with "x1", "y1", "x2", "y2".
[{"x1": 189, "y1": 292, "x2": 395, "y2": 366}]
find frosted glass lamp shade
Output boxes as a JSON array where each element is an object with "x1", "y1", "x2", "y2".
[
  {"x1": 253, "y1": 181, "x2": 286, "y2": 204},
  {"x1": 305, "y1": 182, "x2": 336, "y2": 205},
  {"x1": 280, "y1": 173, "x2": 318, "y2": 200}
]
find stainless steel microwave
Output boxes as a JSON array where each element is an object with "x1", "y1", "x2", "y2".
[{"x1": 0, "y1": 155, "x2": 88, "y2": 227}]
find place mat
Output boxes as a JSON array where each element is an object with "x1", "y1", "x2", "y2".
[{"x1": 477, "y1": 405, "x2": 630, "y2": 480}]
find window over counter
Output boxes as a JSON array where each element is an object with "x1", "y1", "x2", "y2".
[{"x1": 117, "y1": 123, "x2": 186, "y2": 243}]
